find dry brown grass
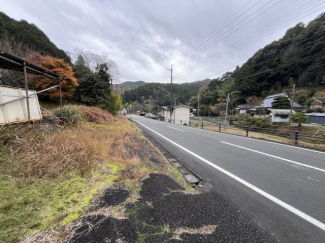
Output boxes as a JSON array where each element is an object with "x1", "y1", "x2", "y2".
[
  {"x1": 0, "y1": 107, "x2": 189, "y2": 243},
  {"x1": 171, "y1": 225, "x2": 217, "y2": 240},
  {"x1": 1, "y1": 111, "x2": 163, "y2": 180},
  {"x1": 78, "y1": 106, "x2": 113, "y2": 124}
]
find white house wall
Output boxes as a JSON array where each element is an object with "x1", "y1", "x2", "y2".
[{"x1": 174, "y1": 107, "x2": 190, "y2": 124}]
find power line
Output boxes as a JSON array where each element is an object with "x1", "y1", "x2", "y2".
[
  {"x1": 199, "y1": 46, "x2": 325, "y2": 82},
  {"x1": 178, "y1": 1, "x2": 325, "y2": 77},
  {"x1": 182, "y1": 0, "x2": 324, "y2": 72},
  {"x1": 173, "y1": 0, "x2": 282, "y2": 69},
  {"x1": 172, "y1": 0, "x2": 262, "y2": 66}
]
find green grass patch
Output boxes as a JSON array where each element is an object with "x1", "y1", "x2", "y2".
[{"x1": 0, "y1": 163, "x2": 120, "y2": 243}]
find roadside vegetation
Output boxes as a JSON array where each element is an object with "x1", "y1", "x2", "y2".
[
  {"x1": 0, "y1": 105, "x2": 188, "y2": 242},
  {"x1": 189, "y1": 116, "x2": 325, "y2": 150}
]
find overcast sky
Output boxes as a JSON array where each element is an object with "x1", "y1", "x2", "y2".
[{"x1": 1, "y1": 0, "x2": 324, "y2": 83}]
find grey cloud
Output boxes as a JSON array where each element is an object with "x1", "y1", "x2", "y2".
[{"x1": 1, "y1": 0, "x2": 324, "y2": 83}]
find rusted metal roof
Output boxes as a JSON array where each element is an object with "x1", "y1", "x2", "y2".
[{"x1": 0, "y1": 51, "x2": 60, "y2": 79}]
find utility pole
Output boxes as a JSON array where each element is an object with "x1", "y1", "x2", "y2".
[
  {"x1": 170, "y1": 64, "x2": 173, "y2": 105},
  {"x1": 225, "y1": 93, "x2": 230, "y2": 132},
  {"x1": 197, "y1": 95, "x2": 200, "y2": 117},
  {"x1": 170, "y1": 64, "x2": 173, "y2": 123},
  {"x1": 174, "y1": 97, "x2": 176, "y2": 124},
  {"x1": 290, "y1": 84, "x2": 295, "y2": 123}
]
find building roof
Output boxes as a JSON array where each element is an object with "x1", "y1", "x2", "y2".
[
  {"x1": 256, "y1": 93, "x2": 303, "y2": 109},
  {"x1": 0, "y1": 51, "x2": 60, "y2": 79},
  {"x1": 305, "y1": 112, "x2": 325, "y2": 117},
  {"x1": 236, "y1": 104, "x2": 255, "y2": 110},
  {"x1": 313, "y1": 97, "x2": 325, "y2": 104},
  {"x1": 161, "y1": 104, "x2": 191, "y2": 110},
  {"x1": 269, "y1": 109, "x2": 294, "y2": 115}
]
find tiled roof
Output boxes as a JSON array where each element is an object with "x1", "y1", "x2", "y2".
[
  {"x1": 269, "y1": 109, "x2": 294, "y2": 115},
  {"x1": 313, "y1": 97, "x2": 325, "y2": 103},
  {"x1": 256, "y1": 93, "x2": 303, "y2": 108}
]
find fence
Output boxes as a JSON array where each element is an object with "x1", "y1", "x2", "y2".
[{"x1": 153, "y1": 116, "x2": 325, "y2": 150}]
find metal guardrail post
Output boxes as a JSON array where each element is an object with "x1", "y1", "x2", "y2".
[
  {"x1": 202, "y1": 122, "x2": 203, "y2": 129},
  {"x1": 295, "y1": 131, "x2": 299, "y2": 145},
  {"x1": 219, "y1": 124, "x2": 221, "y2": 132},
  {"x1": 246, "y1": 128, "x2": 249, "y2": 137}
]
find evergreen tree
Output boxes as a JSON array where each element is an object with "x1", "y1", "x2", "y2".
[
  {"x1": 73, "y1": 55, "x2": 93, "y2": 101},
  {"x1": 271, "y1": 96, "x2": 291, "y2": 109}
]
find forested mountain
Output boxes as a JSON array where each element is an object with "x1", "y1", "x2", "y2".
[
  {"x1": 232, "y1": 12, "x2": 325, "y2": 97},
  {"x1": 0, "y1": 12, "x2": 70, "y2": 63},
  {"x1": 187, "y1": 12, "x2": 325, "y2": 116},
  {"x1": 114, "y1": 80, "x2": 146, "y2": 94},
  {"x1": 122, "y1": 79, "x2": 211, "y2": 105}
]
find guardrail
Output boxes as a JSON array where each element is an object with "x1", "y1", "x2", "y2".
[{"x1": 144, "y1": 116, "x2": 325, "y2": 149}]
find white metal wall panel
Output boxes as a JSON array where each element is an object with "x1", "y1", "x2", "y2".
[
  {"x1": 0, "y1": 93, "x2": 7, "y2": 124},
  {"x1": 22, "y1": 90, "x2": 42, "y2": 121},
  {"x1": 0, "y1": 86, "x2": 42, "y2": 125}
]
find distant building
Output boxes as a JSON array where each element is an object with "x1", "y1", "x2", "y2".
[
  {"x1": 268, "y1": 109, "x2": 294, "y2": 123},
  {"x1": 310, "y1": 97, "x2": 325, "y2": 110},
  {"x1": 235, "y1": 104, "x2": 255, "y2": 114},
  {"x1": 305, "y1": 112, "x2": 325, "y2": 125},
  {"x1": 161, "y1": 105, "x2": 191, "y2": 124},
  {"x1": 121, "y1": 108, "x2": 127, "y2": 116},
  {"x1": 256, "y1": 93, "x2": 303, "y2": 110}
]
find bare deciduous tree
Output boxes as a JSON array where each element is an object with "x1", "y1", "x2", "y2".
[
  {"x1": 0, "y1": 37, "x2": 35, "y2": 87},
  {"x1": 72, "y1": 48, "x2": 120, "y2": 83}
]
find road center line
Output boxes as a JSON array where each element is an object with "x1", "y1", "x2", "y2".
[
  {"x1": 133, "y1": 119, "x2": 325, "y2": 231},
  {"x1": 167, "y1": 126, "x2": 184, "y2": 131},
  {"x1": 221, "y1": 141, "x2": 325, "y2": 173}
]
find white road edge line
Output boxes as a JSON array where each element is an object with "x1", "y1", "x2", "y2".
[
  {"x1": 221, "y1": 141, "x2": 325, "y2": 173},
  {"x1": 133, "y1": 119, "x2": 325, "y2": 231},
  {"x1": 167, "y1": 126, "x2": 184, "y2": 131}
]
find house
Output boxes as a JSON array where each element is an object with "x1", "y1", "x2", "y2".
[
  {"x1": 256, "y1": 93, "x2": 303, "y2": 110},
  {"x1": 161, "y1": 105, "x2": 191, "y2": 125},
  {"x1": 235, "y1": 104, "x2": 255, "y2": 114},
  {"x1": 121, "y1": 108, "x2": 127, "y2": 116},
  {"x1": 310, "y1": 97, "x2": 325, "y2": 111},
  {"x1": 305, "y1": 112, "x2": 325, "y2": 125},
  {"x1": 268, "y1": 109, "x2": 294, "y2": 123}
]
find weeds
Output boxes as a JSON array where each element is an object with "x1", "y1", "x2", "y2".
[
  {"x1": 0, "y1": 106, "x2": 182, "y2": 242},
  {"x1": 53, "y1": 105, "x2": 84, "y2": 126}
]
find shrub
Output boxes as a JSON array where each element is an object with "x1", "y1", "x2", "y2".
[
  {"x1": 54, "y1": 105, "x2": 84, "y2": 126},
  {"x1": 238, "y1": 116, "x2": 272, "y2": 128}
]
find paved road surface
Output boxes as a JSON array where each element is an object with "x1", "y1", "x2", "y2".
[{"x1": 131, "y1": 115, "x2": 325, "y2": 243}]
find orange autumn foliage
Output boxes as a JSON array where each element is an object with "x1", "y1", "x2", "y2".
[{"x1": 27, "y1": 52, "x2": 78, "y2": 99}]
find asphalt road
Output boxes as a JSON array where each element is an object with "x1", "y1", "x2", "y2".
[{"x1": 131, "y1": 115, "x2": 325, "y2": 243}]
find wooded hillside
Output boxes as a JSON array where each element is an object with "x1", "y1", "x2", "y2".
[
  {"x1": 231, "y1": 12, "x2": 325, "y2": 97},
  {"x1": 122, "y1": 79, "x2": 211, "y2": 105},
  {"x1": 0, "y1": 12, "x2": 70, "y2": 63}
]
